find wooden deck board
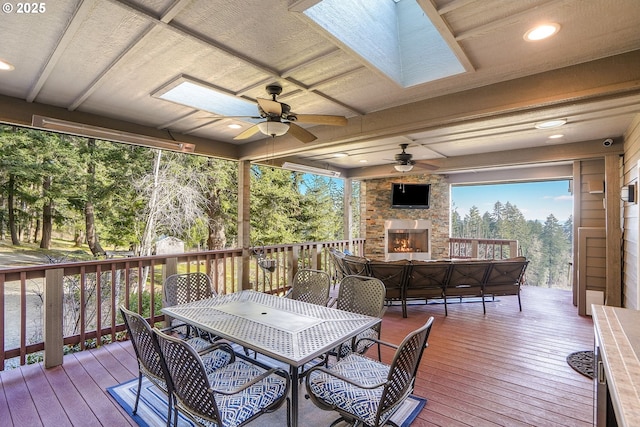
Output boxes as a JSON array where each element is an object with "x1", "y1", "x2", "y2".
[
  {"x1": 1, "y1": 285, "x2": 594, "y2": 427},
  {"x1": 20, "y1": 363, "x2": 72, "y2": 427},
  {"x1": 40, "y1": 364, "x2": 101, "y2": 427},
  {"x1": 0, "y1": 365, "x2": 42, "y2": 426}
]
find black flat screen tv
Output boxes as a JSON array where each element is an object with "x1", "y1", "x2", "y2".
[{"x1": 391, "y1": 183, "x2": 430, "y2": 209}]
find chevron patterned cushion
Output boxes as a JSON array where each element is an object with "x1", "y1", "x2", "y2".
[
  {"x1": 307, "y1": 353, "x2": 395, "y2": 426},
  {"x1": 185, "y1": 338, "x2": 232, "y2": 371},
  {"x1": 195, "y1": 360, "x2": 288, "y2": 427}
]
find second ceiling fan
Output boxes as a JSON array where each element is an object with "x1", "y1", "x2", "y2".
[
  {"x1": 392, "y1": 144, "x2": 438, "y2": 172},
  {"x1": 232, "y1": 84, "x2": 348, "y2": 143}
]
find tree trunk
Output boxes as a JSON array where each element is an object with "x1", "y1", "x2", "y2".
[
  {"x1": 85, "y1": 201, "x2": 104, "y2": 256},
  {"x1": 8, "y1": 174, "x2": 20, "y2": 245},
  {"x1": 85, "y1": 139, "x2": 104, "y2": 256},
  {"x1": 40, "y1": 175, "x2": 52, "y2": 249},
  {"x1": 140, "y1": 150, "x2": 163, "y2": 257},
  {"x1": 207, "y1": 188, "x2": 227, "y2": 250},
  {"x1": 74, "y1": 229, "x2": 84, "y2": 247}
]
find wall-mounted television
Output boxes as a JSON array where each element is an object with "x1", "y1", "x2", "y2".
[{"x1": 391, "y1": 183, "x2": 430, "y2": 209}]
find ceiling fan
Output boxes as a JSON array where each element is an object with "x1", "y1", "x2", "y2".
[
  {"x1": 392, "y1": 143, "x2": 438, "y2": 172},
  {"x1": 230, "y1": 84, "x2": 348, "y2": 143}
]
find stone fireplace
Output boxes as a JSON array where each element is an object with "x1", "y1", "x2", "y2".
[{"x1": 384, "y1": 219, "x2": 431, "y2": 261}]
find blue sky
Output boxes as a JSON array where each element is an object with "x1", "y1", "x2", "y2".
[{"x1": 451, "y1": 180, "x2": 573, "y2": 222}]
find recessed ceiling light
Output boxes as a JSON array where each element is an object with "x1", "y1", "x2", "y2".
[
  {"x1": 534, "y1": 119, "x2": 567, "y2": 129},
  {"x1": 0, "y1": 59, "x2": 15, "y2": 71},
  {"x1": 334, "y1": 153, "x2": 348, "y2": 158},
  {"x1": 548, "y1": 134, "x2": 564, "y2": 139},
  {"x1": 228, "y1": 124, "x2": 242, "y2": 129},
  {"x1": 524, "y1": 23, "x2": 560, "y2": 41},
  {"x1": 359, "y1": 159, "x2": 368, "y2": 163}
]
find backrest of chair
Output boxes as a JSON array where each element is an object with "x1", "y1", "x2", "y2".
[
  {"x1": 154, "y1": 328, "x2": 221, "y2": 424},
  {"x1": 120, "y1": 306, "x2": 166, "y2": 383},
  {"x1": 328, "y1": 248, "x2": 349, "y2": 279},
  {"x1": 291, "y1": 268, "x2": 331, "y2": 306},
  {"x1": 336, "y1": 275, "x2": 386, "y2": 318},
  {"x1": 163, "y1": 272, "x2": 214, "y2": 308},
  {"x1": 447, "y1": 261, "x2": 491, "y2": 289},
  {"x1": 368, "y1": 260, "x2": 410, "y2": 299},
  {"x1": 485, "y1": 259, "x2": 529, "y2": 288},
  {"x1": 378, "y1": 317, "x2": 434, "y2": 422},
  {"x1": 342, "y1": 255, "x2": 371, "y2": 276},
  {"x1": 406, "y1": 261, "x2": 451, "y2": 297}
]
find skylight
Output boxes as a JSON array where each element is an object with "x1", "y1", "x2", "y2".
[
  {"x1": 153, "y1": 76, "x2": 258, "y2": 120},
  {"x1": 303, "y1": 0, "x2": 465, "y2": 87}
]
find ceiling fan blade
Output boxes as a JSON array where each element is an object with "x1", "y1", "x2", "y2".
[
  {"x1": 294, "y1": 114, "x2": 348, "y2": 126},
  {"x1": 288, "y1": 123, "x2": 317, "y2": 143},
  {"x1": 197, "y1": 115, "x2": 261, "y2": 120},
  {"x1": 414, "y1": 161, "x2": 439, "y2": 171},
  {"x1": 257, "y1": 98, "x2": 282, "y2": 115},
  {"x1": 233, "y1": 124, "x2": 261, "y2": 140}
]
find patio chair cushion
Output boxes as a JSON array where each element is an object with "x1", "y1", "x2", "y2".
[
  {"x1": 307, "y1": 353, "x2": 395, "y2": 426},
  {"x1": 193, "y1": 360, "x2": 288, "y2": 427}
]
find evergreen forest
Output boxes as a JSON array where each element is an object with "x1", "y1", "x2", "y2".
[
  {"x1": 0, "y1": 126, "x2": 352, "y2": 258},
  {"x1": 451, "y1": 202, "x2": 573, "y2": 289},
  {"x1": 0, "y1": 125, "x2": 571, "y2": 289}
]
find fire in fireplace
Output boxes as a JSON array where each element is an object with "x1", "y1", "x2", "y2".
[
  {"x1": 384, "y1": 219, "x2": 431, "y2": 261},
  {"x1": 389, "y1": 230, "x2": 427, "y2": 253}
]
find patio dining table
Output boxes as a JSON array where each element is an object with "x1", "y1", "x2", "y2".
[{"x1": 161, "y1": 289, "x2": 381, "y2": 427}]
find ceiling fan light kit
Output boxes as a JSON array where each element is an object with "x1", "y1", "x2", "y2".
[
  {"x1": 257, "y1": 121, "x2": 289, "y2": 137},
  {"x1": 394, "y1": 164, "x2": 414, "y2": 172}
]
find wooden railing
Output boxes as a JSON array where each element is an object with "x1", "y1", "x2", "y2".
[
  {"x1": 0, "y1": 239, "x2": 364, "y2": 370},
  {"x1": 449, "y1": 238, "x2": 519, "y2": 260}
]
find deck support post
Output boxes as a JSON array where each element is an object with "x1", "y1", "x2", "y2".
[{"x1": 44, "y1": 268, "x2": 64, "y2": 368}]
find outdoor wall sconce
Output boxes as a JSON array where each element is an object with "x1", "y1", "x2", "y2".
[{"x1": 621, "y1": 183, "x2": 636, "y2": 203}]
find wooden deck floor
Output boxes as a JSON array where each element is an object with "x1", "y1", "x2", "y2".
[{"x1": 0, "y1": 285, "x2": 594, "y2": 426}]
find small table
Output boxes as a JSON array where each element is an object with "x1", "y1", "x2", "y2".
[{"x1": 162, "y1": 290, "x2": 381, "y2": 427}]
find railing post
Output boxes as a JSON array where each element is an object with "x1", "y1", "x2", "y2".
[
  {"x1": 510, "y1": 241, "x2": 519, "y2": 258},
  {"x1": 472, "y1": 240, "x2": 479, "y2": 259},
  {"x1": 312, "y1": 244, "x2": 320, "y2": 269},
  {"x1": 44, "y1": 268, "x2": 64, "y2": 368},
  {"x1": 291, "y1": 246, "x2": 299, "y2": 284},
  {"x1": 164, "y1": 257, "x2": 178, "y2": 280}
]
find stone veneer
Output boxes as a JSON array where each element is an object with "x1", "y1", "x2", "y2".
[{"x1": 361, "y1": 174, "x2": 450, "y2": 260}]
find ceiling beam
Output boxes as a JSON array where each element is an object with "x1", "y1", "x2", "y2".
[
  {"x1": 237, "y1": 50, "x2": 640, "y2": 161},
  {"x1": 345, "y1": 138, "x2": 623, "y2": 179}
]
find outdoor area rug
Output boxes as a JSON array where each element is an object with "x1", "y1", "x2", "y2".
[
  {"x1": 566, "y1": 350, "x2": 594, "y2": 379},
  {"x1": 108, "y1": 376, "x2": 426, "y2": 427}
]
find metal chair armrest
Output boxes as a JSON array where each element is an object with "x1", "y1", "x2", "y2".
[{"x1": 305, "y1": 364, "x2": 386, "y2": 390}]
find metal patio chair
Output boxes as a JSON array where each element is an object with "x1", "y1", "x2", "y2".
[
  {"x1": 286, "y1": 268, "x2": 332, "y2": 306},
  {"x1": 305, "y1": 317, "x2": 434, "y2": 427},
  {"x1": 154, "y1": 327, "x2": 291, "y2": 427},
  {"x1": 119, "y1": 306, "x2": 232, "y2": 427}
]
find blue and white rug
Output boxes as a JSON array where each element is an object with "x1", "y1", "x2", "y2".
[{"x1": 108, "y1": 376, "x2": 426, "y2": 427}]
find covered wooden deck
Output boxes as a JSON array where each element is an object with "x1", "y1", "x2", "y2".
[{"x1": 0, "y1": 285, "x2": 594, "y2": 426}]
